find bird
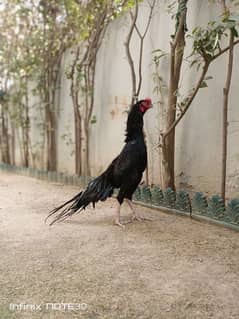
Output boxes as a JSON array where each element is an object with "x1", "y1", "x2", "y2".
[{"x1": 46, "y1": 98, "x2": 152, "y2": 228}]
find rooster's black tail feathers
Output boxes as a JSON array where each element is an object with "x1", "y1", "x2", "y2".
[{"x1": 45, "y1": 173, "x2": 114, "y2": 225}]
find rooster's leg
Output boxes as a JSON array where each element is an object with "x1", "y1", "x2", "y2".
[
  {"x1": 114, "y1": 202, "x2": 125, "y2": 228},
  {"x1": 125, "y1": 199, "x2": 146, "y2": 221}
]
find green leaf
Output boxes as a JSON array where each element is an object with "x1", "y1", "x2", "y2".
[
  {"x1": 90, "y1": 115, "x2": 97, "y2": 124},
  {"x1": 204, "y1": 76, "x2": 213, "y2": 81},
  {"x1": 152, "y1": 49, "x2": 164, "y2": 54},
  {"x1": 199, "y1": 81, "x2": 208, "y2": 88},
  {"x1": 190, "y1": 59, "x2": 199, "y2": 68},
  {"x1": 232, "y1": 27, "x2": 239, "y2": 38}
]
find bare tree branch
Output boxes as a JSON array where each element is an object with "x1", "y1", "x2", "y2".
[
  {"x1": 136, "y1": 0, "x2": 156, "y2": 96},
  {"x1": 125, "y1": 0, "x2": 139, "y2": 104},
  {"x1": 212, "y1": 38, "x2": 239, "y2": 60},
  {"x1": 126, "y1": 0, "x2": 156, "y2": 101},
  {"x1": 172, "y1": 3, "x2": 187, "y2": 49}
]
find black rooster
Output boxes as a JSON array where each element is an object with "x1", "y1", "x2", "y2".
[{"x1": 46, "y1": 98, "x2": 152, "y2": 227}]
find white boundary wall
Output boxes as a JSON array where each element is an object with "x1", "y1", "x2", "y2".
[{"x1": 25, "y1": 0, "x2": 239, "y2": 196}]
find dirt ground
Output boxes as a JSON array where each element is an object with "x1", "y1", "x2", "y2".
[{"x1": 0, "y1": 172, "x2": 239, "y2": 319}]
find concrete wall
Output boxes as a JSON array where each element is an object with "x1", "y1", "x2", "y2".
[{"x1": 25, "y1": 0, "x2": 239, "y2": 197}]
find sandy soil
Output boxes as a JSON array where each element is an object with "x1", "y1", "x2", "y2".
[{"x1": 0, "y1": 172, "x2": 239, "y2": 319}]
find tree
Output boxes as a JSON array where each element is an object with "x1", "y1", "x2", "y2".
[
  {"x1": 220, "y1": 0, "x2": 237, "y2": 202},
  {"x1": 2, "y1": 0, "x2": 83, "y2": 170},
  {"x1": 125, "y1": 0, "x2": 156, "y2": 185},
  {"x1": 154, "y1": 0, "x2": 239, "y2": 190},
  {"x1": 36, "y1": 0, "x2": 76, "y2": 171},
  {"x1": 0, "y1": 90, "x2": 11, "y2": 163},
  {"x1": 0, "y1": 0, "x2": 135, "y2": 173},
  {"x1": 0, "y1": 0, "x2": 22, "y2": 165},
  {"x1": 65, "y1": 0, "x2": 134, "y2": 176},
  {"x1": 161, "y1": 0, "x2": 188, "y2": 190}
]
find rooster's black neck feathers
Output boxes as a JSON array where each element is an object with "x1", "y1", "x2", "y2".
[{"x1": 125, "y1": 101, "x2": 144, "y2": 143}]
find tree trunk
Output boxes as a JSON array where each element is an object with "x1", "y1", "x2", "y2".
[
  {"x1": 22, "y1": 83, "x2": 30, "y2": 167},
  {"x1": 70, "y1": 50, "x2": 83, "y2": 176},
  {"x1": 45, "y1": 93, "x2": 56, "y2": 171},
  {"x1": 84, "y1": 125, "x2": 90, "y2": 177},
  {"x1": 45, "y1": 68, "x2": 58, "y2": 172},
  {"x1": 83, "y1": 64, "x2": 93, "y2": 177},
  {"x1": 162, "y1": 93, "x2": 176, "y2": 189},
  {"x1": 221, "y1": 31, "x2": 234, "y2": 202},
  {"x1": 162, "y1": 128, "x2": 175, "y2": 189},
  {"x1": 74, "y1": 108, "x2": 82, "y2": 175},
  {"x1": 10, "y1": 120, "x2": 15, "y2": 165},
  {"x1": 0, "y1": 105, "x2": 10, "y2": 164},
  {"x1": 162, "y1": 43, "x2": 184, "y2": 190},
  {"x1": 161, "y1": 0, "x2": 187, "y2": 190},
  {"x1": 46, "y1": 109, "x2": 57, "y2": 171}
]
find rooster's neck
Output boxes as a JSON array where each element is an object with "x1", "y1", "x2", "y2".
[{"x1": 125, "y1": 109, "x2": 144, "y2": 143}]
